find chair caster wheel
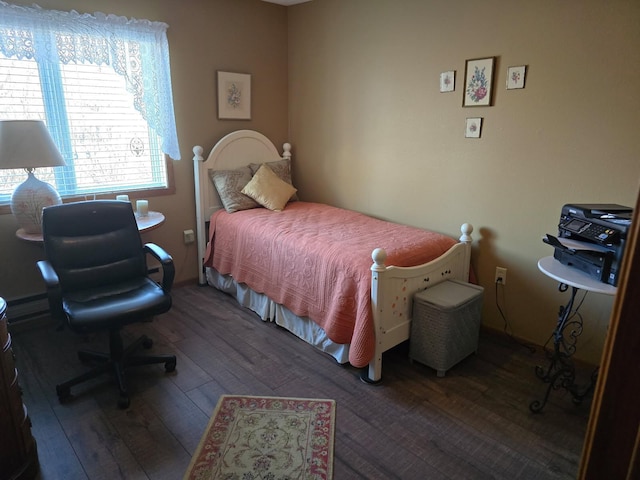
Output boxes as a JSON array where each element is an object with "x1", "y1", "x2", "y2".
[
  {"x1": 118, "y1": 395, "x2": 131, "y2": 409},
  {"x1": 56, "y1": 385, "x2": 72, "y2": 403},
  {"x1": 142, "y1": 337, "x2": 153, "y2": 349},
  {"x1": 165, "y1": 359, "x2": 177, "y2": 373}
]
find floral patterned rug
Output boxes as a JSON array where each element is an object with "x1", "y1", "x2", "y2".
[{"x1": 184, "y1": 395, "x2": 336, "y2": 480}]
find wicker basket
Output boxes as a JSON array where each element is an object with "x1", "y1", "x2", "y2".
[{"x1": 410, "y1": 279, "x2": 484, "y2": 377}]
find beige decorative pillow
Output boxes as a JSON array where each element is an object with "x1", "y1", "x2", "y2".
[
  {"x1": 241, "y1": 164, "x2": 298, "y2": 211},
  {"x1": 210, "y1": 167, "x2": 259, "y2": 213},
  {"x1": 249, "y1": 159, "x2": 298, "y2": 201}
]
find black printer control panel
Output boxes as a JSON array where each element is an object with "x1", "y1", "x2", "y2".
[{"x1": 559, "y1": 217, "x2": 620, "y2": 245}]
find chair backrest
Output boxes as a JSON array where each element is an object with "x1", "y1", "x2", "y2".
[{"x1": 42, "y1": 200, "x2": 146, "y2": 293}]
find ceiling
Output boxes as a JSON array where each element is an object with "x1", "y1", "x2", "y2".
[{"x1": 261, "y1": 0, "x2": 311, "y2": 5}]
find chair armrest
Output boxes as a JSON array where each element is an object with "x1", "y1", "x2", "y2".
[
  {"x1": 144, "y1": 243, "x2": 175, "y2": 292},
  {"x1": 37, "y1": 260, "x2": 59, "y2": 287},
  {"x1": 36, "y1": 260, "x2": 65, "y2": 322}
]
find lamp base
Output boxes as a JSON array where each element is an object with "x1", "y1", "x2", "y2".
[{"x1": 10, "y1": 171, "x2": 62, "y2": 234}]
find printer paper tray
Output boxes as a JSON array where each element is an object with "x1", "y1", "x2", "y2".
[
  {"x1": 552, "y1": 247, "x2": 612, "y2": 284},
  {"x1": 554, "y1": 237, "x2": 610, "y2": 253}
]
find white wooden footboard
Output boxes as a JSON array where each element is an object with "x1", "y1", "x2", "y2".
[{"x1": 365, "y1": 223, "x2": 474, "y2": 383}]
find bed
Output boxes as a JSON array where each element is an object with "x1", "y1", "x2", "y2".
[{"x1": 192, "y1": 130, "x2": 473, "y2": 383}]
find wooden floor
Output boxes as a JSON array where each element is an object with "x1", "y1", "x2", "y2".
[{"x1": 11, "y1": 283, "x2": 590, "y2": 479}]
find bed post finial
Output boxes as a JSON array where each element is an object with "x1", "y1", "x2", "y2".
[
  {"x1": 282, "y1": 143, "x2": 292, "y2": 159},
  {"x1": 193, "y1": 145, "x2": 204, "y2": 162},
  {"x1": 371, "y1": 248, "x2": 387, "y2": 272},
  {"x1": 460, "y1": 223, "x2": 473, "y2": 243}
]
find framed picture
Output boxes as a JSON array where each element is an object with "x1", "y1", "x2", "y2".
[
  {"x1": 506, "y1": 65, "x2": 527, "y2": 90},
  {"x1": 465, "y1": 117, "x2": 482, "y2": 138},
  {"x1": 217, "y1": 71, "x2": 251, "y2": 120},
  {"x1": 440, "y1": 71, "x2": 455, "y2": 92},
  {"x1": 463, "y1": 57, "x2": 495, "y2": 107}
]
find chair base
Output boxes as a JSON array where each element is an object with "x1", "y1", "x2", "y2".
[{"x1": 56, "y1": 330, "x2": 176, "y2": 409}]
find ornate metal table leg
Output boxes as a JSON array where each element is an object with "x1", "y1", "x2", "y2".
[
  {"x1": 568, "y1": 367, "x2": 599, "y2": 405},
  {"x1": 530, "y1": 285, "x2": 583, "y2": 413}
]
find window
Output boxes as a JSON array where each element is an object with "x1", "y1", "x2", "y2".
[{"x1": 0, "y1": 2, "x2": 181, "y2": 205}]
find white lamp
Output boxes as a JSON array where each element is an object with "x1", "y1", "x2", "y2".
[{"x1": 0, "y1": 120, "x2": 66, "y2": 234}]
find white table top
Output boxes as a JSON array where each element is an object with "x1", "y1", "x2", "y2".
[
  {"x1": 538, "y1": 256, "x2": 617, "y2": 296},
  {"x1": 135, "y1": 210, "x2": 165, "y2": 233}
]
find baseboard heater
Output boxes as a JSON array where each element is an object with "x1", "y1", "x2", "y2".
[{"x1": 6, "y1": 293, "x2": 50, "y2": 323}]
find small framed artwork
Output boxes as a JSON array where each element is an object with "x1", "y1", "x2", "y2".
[
  {"x1": 463, "y1": 57, "x2": 495, "y2": 107},
  {"x1": 440, "y1": 71, "x2": 455, "y2": 92},
  {"x1": 506, "y1": 65, "x2": 527, "y2": 89},
  {"x1": 217, "y1": 71, "x2": 251, "y2": 120},
  {"x1": 465, "y1": 117, "x2": 483, "y2": 138}
]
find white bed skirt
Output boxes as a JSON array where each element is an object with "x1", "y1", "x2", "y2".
[{"x1": 206, "y1": 268, "x2": 350, "y2": 364}]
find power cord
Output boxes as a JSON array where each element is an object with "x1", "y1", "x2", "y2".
[{"x1": 494, "y1": 279, "x2": 537, "y2": 354}]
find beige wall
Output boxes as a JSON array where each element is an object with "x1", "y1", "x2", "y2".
[
  {"x1": 0, "y1": 1, "x2": 288, "y2": 298},
  {"x1": 287, "y1": 0, "x2": 640, "y2": 364}
]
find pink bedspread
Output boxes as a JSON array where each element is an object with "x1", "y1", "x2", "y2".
[{"x1": 203, "y1": 202, "x2": 457, "y2": 368}]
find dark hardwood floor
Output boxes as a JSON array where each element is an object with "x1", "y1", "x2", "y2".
[{"x1": 11, "y1": 284, "x2": 589, "y2": 479}]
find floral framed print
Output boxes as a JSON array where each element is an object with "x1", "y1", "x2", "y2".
[
  {"x1": 463, "y1": 57, "x2": 495, "y2": 107},
  {"x1": 440, "y1": 71, "x2": 455, "y2": 92},
  {"x1": 217, "y1": 71, "x2": 251, "y2": 120},
  {"x1": 506, "y1": 65, "x2": 527, "y2": 89},
  {"x1": 465, "y1": 117, "x2": 482, "y2": 138}
]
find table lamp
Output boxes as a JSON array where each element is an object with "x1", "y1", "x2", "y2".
[{"x1": 0, "y1": 120, "x2": 66, "y2": 234}]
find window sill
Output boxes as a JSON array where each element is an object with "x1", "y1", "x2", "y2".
[{"x1": 0, "y1": 185, "x2": 176, "y2": 216}]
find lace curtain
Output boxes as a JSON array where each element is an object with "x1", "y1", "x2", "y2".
[{"x1": 0, "y1": 1, "x2": 181, "y2": 160}]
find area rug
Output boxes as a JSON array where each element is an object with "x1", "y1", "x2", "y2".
[{"x1": 184, "y1": 395, "x2": 336, "y2": 480}]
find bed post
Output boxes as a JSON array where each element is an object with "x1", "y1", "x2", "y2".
[
  {"x1": 364, "y1": 248, "x2": 388, "y2": 384},
  {"x1": 193, "y1": 145, "x2": 207, "y2": 285},
  {"x1": 460, "y1": 223, "x2": 473, "y2": 282}
]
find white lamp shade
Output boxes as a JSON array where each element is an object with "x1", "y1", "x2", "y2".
[
  {"x1": 0, "y1": 120, "x2": 67, "y2": 234},
  {"x1": 0, "y1": 120, "x2": 66, "y2": 169}
]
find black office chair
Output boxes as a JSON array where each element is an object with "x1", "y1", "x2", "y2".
[{"x1": 37, "y1": 200, "x2": 177, "y2": 409}]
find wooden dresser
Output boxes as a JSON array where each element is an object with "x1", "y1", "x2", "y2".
[{"x1": 0, "y1": 297, "x2": 39, "y2": 480}]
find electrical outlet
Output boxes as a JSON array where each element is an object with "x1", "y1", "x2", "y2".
[
  {"x1": 183, "y1": 229, "x2": 195, "y2": 244},
  {"x1": 495, "y1": 267, "x2": 507, "y2": 285}
]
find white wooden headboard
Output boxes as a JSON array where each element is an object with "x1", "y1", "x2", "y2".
[{"x1": 192, "y1": 130, "x2": 291, "y2": 284}]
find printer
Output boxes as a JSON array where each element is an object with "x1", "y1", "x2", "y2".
[{"x1": 544, "y1": 203, "x2": 633, "y2": 286}]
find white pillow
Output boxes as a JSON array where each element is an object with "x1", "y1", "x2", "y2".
[{"x1": 241, "y1": 164, "x2": 297, "y2": 211}]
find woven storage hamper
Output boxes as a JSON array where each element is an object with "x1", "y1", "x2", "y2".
[{"x1": 410, "y1": 279, "x2": 484, "y2": 377}]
